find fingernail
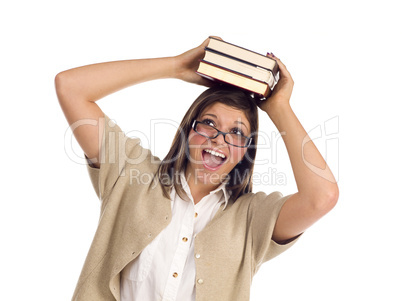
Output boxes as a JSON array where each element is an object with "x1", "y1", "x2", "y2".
[{"x1": 266, "y1": 52, "x2": 271, "y2": 56}]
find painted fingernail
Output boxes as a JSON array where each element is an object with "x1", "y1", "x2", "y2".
[
  {"x1": 266, "y1": 52, "x2": 271, "y2": 56},
  {"x1": 271, "y1": 53, "x2": 275, "y2": 57}
]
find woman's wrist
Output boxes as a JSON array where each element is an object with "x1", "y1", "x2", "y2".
[
  {"x1": 144, "y1": 56, "x2": 178, "y2": 80},
  {"x1": 262, "y1": 99, "x2": 291, "y2": 117},
  {"x1": 170, "y1": 55, "x2": 185, "y2": 80},
  {"x1": 263, "y1": 101, "x2": 294, "y2": 127}
]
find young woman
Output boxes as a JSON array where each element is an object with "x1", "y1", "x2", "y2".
[{"x1": 55, "y1": 37, "x2": 339, "y2": 301}]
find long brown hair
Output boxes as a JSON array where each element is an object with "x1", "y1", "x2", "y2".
[{"x1": 155, "y1": 85, "x2": 259, "y2": 202}]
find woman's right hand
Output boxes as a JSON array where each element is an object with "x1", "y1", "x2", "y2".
[
  {"x1": 56, "y1": 37, "x2": 220, "y2": 168},
  {"x1": 173, "y1": 37, "x2": 221, "y2": 87}
]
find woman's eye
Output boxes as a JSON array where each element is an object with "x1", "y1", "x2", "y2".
[
  {"x1": 202, "y1": 119, "x2": 215, "y2": 127},
  {"x1": 231, "y1": 128, "x2": 244, "y2": 136}
]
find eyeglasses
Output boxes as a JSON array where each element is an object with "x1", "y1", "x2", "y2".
[{"x1": 192, "y1": 120, "x2": 252, "y2": 148}]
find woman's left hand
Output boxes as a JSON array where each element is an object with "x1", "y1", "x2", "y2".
[
  {"x1": 258, "y1": 53, "x2": 294, "y2": 115},
  {"x1": 260, "y1": 53, "x2": 339, "y2": 244}
]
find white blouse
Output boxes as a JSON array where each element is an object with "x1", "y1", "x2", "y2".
[{"x1": 120, "y1": 172, "x2": 230, "y2": 301}]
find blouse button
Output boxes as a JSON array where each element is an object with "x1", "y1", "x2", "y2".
[
  {"x1": 173, "y1": 272, "x2": 178, "y2": 278},
  {"x1": 197, "y1": 279, "x2": 204, "y2": 284},
  {"x1": 194, "y1": 212, "x2": 198, "y2": 218},
  {"x1": 182, "y1": 237, "x2": 188, "y2": 242},
  {"x1": 195, "y1": 253, "x2": 201, "y2": 259}
]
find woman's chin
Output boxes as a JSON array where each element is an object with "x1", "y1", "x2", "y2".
[{"x1": 189, "y1": 166, "x2": 229, "y2": 187}]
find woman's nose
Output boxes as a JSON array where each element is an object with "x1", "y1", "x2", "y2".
[{"x1": 211, "y1": 132, "x2": 226, "y2": 145}]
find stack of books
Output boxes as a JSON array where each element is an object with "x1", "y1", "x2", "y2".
[{"x1": 196, "y1": 37, "x2": 279, "y2": 100}]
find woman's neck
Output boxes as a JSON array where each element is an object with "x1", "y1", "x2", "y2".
[{"x1": 184, "y1": 168, "x2": 219, "y2": 205}]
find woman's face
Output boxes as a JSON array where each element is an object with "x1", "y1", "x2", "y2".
[{"x1": 186, "y1": 102, "x2": 251, "y2": 187}]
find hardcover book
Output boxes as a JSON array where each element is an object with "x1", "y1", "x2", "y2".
[
  {"x1": 197, "y1": 61, "x2": 271, "y2": 98},
  {"x1": 203, "y1": 49, "x2": 275, "y2": 86},
  {"x1": 197, "y1": 37, "x2": 278, "y2": 99},
  {"x1": 206, "y1": 37, "x2": 279, "y2": 77}
]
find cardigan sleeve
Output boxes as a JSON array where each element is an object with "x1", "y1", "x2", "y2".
[
  {"x1": 249, "y1": 191, "x2": 301, "y2": 272},
  {"x1": 84, "y1": 113, "x2": 145, "y2": 203}
]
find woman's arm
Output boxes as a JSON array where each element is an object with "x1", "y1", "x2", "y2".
[
  {"x1": 260, "y1": 54, "x2": 339, "y2": 243},
  {"x1": 55, "y1": 38, "x2": 212, "y2": 168}
]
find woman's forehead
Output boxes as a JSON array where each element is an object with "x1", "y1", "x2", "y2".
[
  {"x1": 200, "y1": 102, "x2": 250, "y2": 129},
  {"x1": 201, "y1": 102, "x2": 246, "y2": 118}
]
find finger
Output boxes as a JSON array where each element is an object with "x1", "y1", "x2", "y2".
[
  {"x1": 200, "y1": 37, "x2": 210, "y2": 48},
  {"x1": 266, "y1": 53, "x2": 292, "y2": 80},
  {"x1": 203, "y1": 79, "x2": 218, "y2": 88},
  {"x1": 209, "y1": 35, "x2": 223, "y2": 41},
  {"x1": 199, "y1": 36, "x2": 224, "y2": 53},
  {"x1": 197, "y1": 76, "x2": 218, "y2": 88},
  {"x1": 199, "y1": 36, "x2": 223, "y2": 49}
]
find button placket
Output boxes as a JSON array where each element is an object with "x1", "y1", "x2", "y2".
[{"x1": 161, "y1": 198, "x2": 195, "y2": 301}]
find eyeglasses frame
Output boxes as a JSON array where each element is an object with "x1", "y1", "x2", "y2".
[{"x1": 191, "y1": 120, "x2": 253, "y2": 148}]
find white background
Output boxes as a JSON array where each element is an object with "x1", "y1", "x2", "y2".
[{"x1": 1, "y1": 0, "x2": 401, "y2": 300}]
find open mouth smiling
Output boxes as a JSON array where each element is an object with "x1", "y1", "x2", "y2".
[{"x1": 201, "y1": 148, "x2": 228, "y2": 171}]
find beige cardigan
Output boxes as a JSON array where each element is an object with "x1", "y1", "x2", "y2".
[{"x1": 72, "y1": 114, "x2": 299, "y2": 301}]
